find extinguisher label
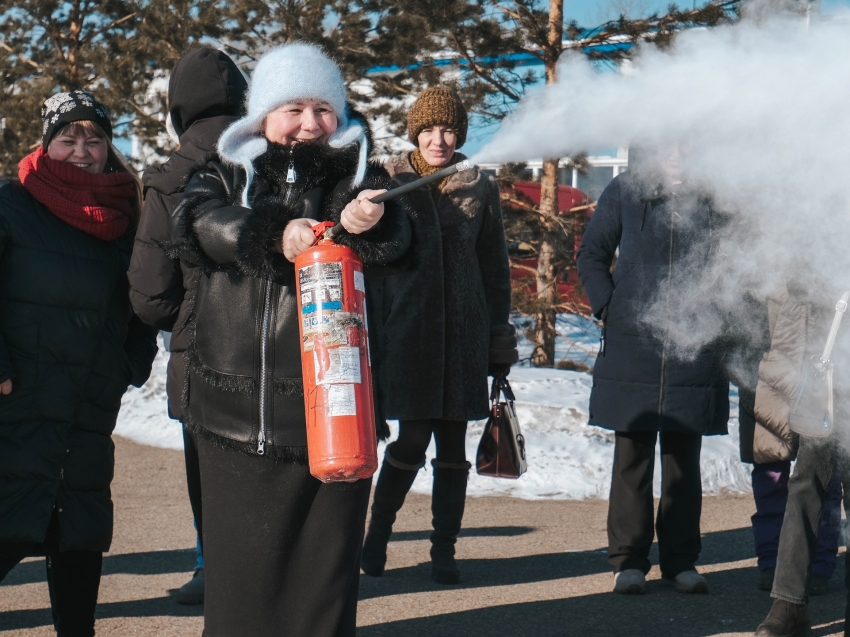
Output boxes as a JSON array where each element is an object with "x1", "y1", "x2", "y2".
[
  {"x1": 298, "y1": 263, "x2": 343, "y2": 305},
  {"x1": 326, "y1": 384, "x2": 357, "y2": 417},
  {"x1": 302, "y1": 311, "x2": 363, "y2": 352},
  {"x1": 313, "y1": 346, "x2": 361, "y2": 385},
  {"x1": 353, "y1": 270, "x2": 365, "y2": 293}
]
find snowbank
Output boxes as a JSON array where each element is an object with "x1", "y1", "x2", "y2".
[{"x1": 115, "y1": 333, "x2": 753, "y2": 500}]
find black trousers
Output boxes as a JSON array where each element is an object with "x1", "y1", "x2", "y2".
[
  {"x1": 772, "y1": 436, "x2": 850, "y2": 604},
  {"x1": 392, "y1": 419, "x2": 468, "y2": 465},
  {"x1": 0, "y1": 512, "x2": 102, "y2": 637},
  {"x1": 197, "y1": 435, "x2": 371, "y2": 637},
  {"x1": 607, "y1": 429, "x2": 703, "y2": 579},
  {"x1": 182, "y1": 426, "x2": 203, "y2": 551}
]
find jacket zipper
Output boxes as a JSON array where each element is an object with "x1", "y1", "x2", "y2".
[
  {"x1": 658, "y1": 202, "x2": 676, "y2": 416},
  {"x1": 257, "y1": 163, "x2": 297, "y2": 455},
  {"x1": 257, "y1": 279, "x2": 272, "y2": 455}
]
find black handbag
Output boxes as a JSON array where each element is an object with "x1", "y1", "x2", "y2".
[
  {"x1": 790, "y1": 291, "x2": 850, "y2": 438},
  {"x1": 476, "y1": 376, "x2": 528, "y2": 479}
]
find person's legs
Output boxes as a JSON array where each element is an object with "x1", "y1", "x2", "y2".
[
  {"x1": 432, "y1": 421, "x2": 468, "y2": 463},
  {"x1": 0, "y1": 543, "x2": 31, "y2": 583},
  {"x1": 811, "y1": 469, "x2": 843, "y2": 579},
  {"x1": 430, "y1": 421, "x2": 469, "y2": 584},
  {"x1": 772, "y1": 438, "x2": 836, "y2": 604},
  {"x1": 174, "y1": 426, "x2": 205, "y2": 604},
  {"x1": 657, "y1": 431, "x2": 705, "y2": 592},
  {"x1": 46, "y1": 549, "x2": 102, "y2": 637},
  {"x1": 198, "y1": 436, "x2": 370, "y2": 637},
  {"x1": 183, "y1": 427, "x2": 204, "y2": 546},
  {"x1": 607, "y1": 430, "x2": 657, "y2": 576},
  {"x1": 361, "y1": 420, "x2": 431, "y2": 576},
  {"x1": 751, "y1": 462, "x2": 792, "y2": 575},
  {"x1": 392, "y1": 420, "x2": 436, "y2": 465},
  {"x1": 842, "y1": 466, "x2": 849, "y2": 637}
]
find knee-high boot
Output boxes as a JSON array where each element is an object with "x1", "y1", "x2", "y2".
[
  {"x1": 430, "y1": 459, "x2": 471, "y2": 585},
  {"x1": 361, "y1": 444, "x2": 424, "y2": 577}
]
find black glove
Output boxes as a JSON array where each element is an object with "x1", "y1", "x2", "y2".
[
  {"x1": 489, "y1": 324, "x2": 519, "y2": 377},
  {"x1": 488, "y1": 362, "x2": 512, "y2": 378}
]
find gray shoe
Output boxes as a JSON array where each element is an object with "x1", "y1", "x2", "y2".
[
  {"x1": 174, "y1": 568, "x2": 204, "y2": 605},
  {"x1": 664, "y1": 569, "x2": 708, "y2": 594},
  {"x1": 613, "y1": 569, "x2": 647, "y2": 594}
]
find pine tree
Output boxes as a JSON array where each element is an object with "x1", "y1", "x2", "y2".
[
  {"x1": 360, "y1": 0, "x2": 740, "y2": 366},
  {"x1": 0, "y1": 0, "x2": 227, "y2": 176}
]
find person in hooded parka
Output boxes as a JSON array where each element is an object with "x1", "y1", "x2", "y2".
[
  {"x1": 127, "y1": 46, "x2": 249, "y2": 604},
  {"x1": 576, "y1": 143, "x2": 729, "y2": 595}
]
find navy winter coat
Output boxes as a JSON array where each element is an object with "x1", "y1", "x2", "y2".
[
  {"x1": 0, "y1": 181, "x2": 158, "y2": 552},
  {"x1": 576, "y1": 172, "x2": 729, "y2": 435}
]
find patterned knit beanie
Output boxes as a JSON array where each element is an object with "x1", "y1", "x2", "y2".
[
  {"x1": 41, "y1": 90, "x2": 112, "y2": 148},
  {"x1": 407, "y1": 87, "x2": 468, "y2": 148},
  {"x1": 218, "y1": 42, "x2": 369, "y2": 207}
]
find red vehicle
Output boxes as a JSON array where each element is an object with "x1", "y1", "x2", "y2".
[{"x1": 502, "y1": 181, "x2": 595, "y2": 312}]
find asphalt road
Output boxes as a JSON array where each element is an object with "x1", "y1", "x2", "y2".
[{"x1": 0, "y1": 436, "x2": 845, "y2": 636}]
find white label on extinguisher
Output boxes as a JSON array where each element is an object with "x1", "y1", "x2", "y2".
[
  {"x1": 327, "y1": 384, "x2": 357, "y2": 416},
  {"x1": 314, "y1": 346, "x2": 361, "y2": 385},
  {"x1": 353, "y1": 270, "x2": 365, "y2": 293}
]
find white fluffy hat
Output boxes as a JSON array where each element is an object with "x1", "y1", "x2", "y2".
[{"x1": 217, "y1": 42, "x2": 368, "y2": 207}]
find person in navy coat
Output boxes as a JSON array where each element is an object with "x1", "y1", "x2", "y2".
[{"x1": 577, "y1": 144, "x2": 729, "y2": 595}]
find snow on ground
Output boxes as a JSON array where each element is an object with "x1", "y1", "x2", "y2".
[
  {"x1": 115, "y1": 325, "x2": 753, "y2": 501},
  {"x1": 114, "y1": 334, "x2": 183, "y2": 450}
]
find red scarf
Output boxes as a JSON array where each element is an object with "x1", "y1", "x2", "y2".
[{"x1": 18, "y1": 147, "x2": 136, "y2": 241}]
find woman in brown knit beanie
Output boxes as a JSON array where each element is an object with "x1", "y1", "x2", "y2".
[{"x1": 362, "y1": 86, "x2": 517, "y2": 584}]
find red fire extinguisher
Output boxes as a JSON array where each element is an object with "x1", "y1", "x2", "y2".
[{"x1": 294, "y1": 221, "x2": 378, "y2": 483}]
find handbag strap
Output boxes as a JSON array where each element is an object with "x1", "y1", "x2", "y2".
[
  {"x1": 817, "y1": 291, "x2": 850, "y2": 367},
  {"x1": 490, "y1": 375, "x2": 516, "y2": 404}
]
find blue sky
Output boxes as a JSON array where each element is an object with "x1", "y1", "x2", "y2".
[
  {"x1": 459, "y1": 0, "x2": 850, "y2": 158},
  {"x1": 567, "y1": 0, "x2": 850, "y2": 26}
]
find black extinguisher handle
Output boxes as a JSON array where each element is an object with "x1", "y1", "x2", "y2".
[{"x1": 325, "y1": 160, "x2": 473, "y2": 241}]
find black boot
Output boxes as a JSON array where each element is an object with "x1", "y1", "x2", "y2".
[
  {"x1": 361, "y1": 444, "x2": 424, "y2": 577},
  {"x1": 755, "y1": 599, "x2": 811, "y2": 637},
  {"x1": 430, "y1": 459, "x2": 471, "y2": 585}
]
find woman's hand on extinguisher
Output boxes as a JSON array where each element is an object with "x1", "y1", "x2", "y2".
[
  {"x1": 340, "y1": 190, "x2": 386, "y2": 234},
  {"x1": 281, "y1": 218, "x2": 320, "y2": 262}
]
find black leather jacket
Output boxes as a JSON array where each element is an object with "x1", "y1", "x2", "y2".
[{"x1": 170, "y1": 140, "x2": 411, "y2": 460}]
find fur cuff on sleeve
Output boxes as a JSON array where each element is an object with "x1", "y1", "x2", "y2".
[
  {"x1": 234, "y1": 191, "x2": 300, "y2": 282},
  {"x1": 323, "y1": 166, "x2": 413, "y2": 266}
]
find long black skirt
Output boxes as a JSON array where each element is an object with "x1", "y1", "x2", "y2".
[{"x1": 197, "y1": 435, "x2": 371, "y2": 637}]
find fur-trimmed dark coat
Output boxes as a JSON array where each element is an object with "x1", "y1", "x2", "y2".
[
  {"x1": 170, "y1": 140, "x2": 412, "y2": 460},
  {"x1": 380, "y1": 152, "x2": 512, "y2": 422}
]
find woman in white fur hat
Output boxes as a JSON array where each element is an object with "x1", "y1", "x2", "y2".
[{"x1": 169, "y1": 43, "x2": 411, "y2": 637}]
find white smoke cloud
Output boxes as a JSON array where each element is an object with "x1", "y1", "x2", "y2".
[{"x1": 474, "y1": 14, "x2": 850, "y2": 376}]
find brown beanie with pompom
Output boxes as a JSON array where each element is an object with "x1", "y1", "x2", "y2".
[{"x1": 407, "y1": 87, "x2": 468, "y2": 148}]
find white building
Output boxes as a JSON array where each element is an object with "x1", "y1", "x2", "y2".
[{"x1": 478, "y1": 146, "x2": 629, "y2": 201}]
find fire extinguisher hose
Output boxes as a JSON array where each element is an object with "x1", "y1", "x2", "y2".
[{"x1": 324, "y1": 160, "x2": 473, "y2": 240}]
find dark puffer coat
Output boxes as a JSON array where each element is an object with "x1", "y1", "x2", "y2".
[
  {"x1": 0, "y1": 181, "x2": 158, "y2": 552},
  {"x1": 171, "y1": 139, "x2": 411, "y2": 459},
  {"x1": 128, "y1": 47, "x2": 247, "y2": 421},
  {"x1": 576, "y1": 172, "x2": 729, "y2": 435},
  {"x1": 381, "y1": 152, "x2": 512, "y2": 422}
]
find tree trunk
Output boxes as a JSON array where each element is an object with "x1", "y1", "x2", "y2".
[{"x1": 531, "y1": 0, "x2": 564, "y2": 367}]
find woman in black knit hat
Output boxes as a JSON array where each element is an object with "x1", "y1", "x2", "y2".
[
  {"x1": 0, "y1": 89, "x2": 158, "y2": 636},
  {"x1": 361, "y1": 86, "x2": 517, "y2": 585}
]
